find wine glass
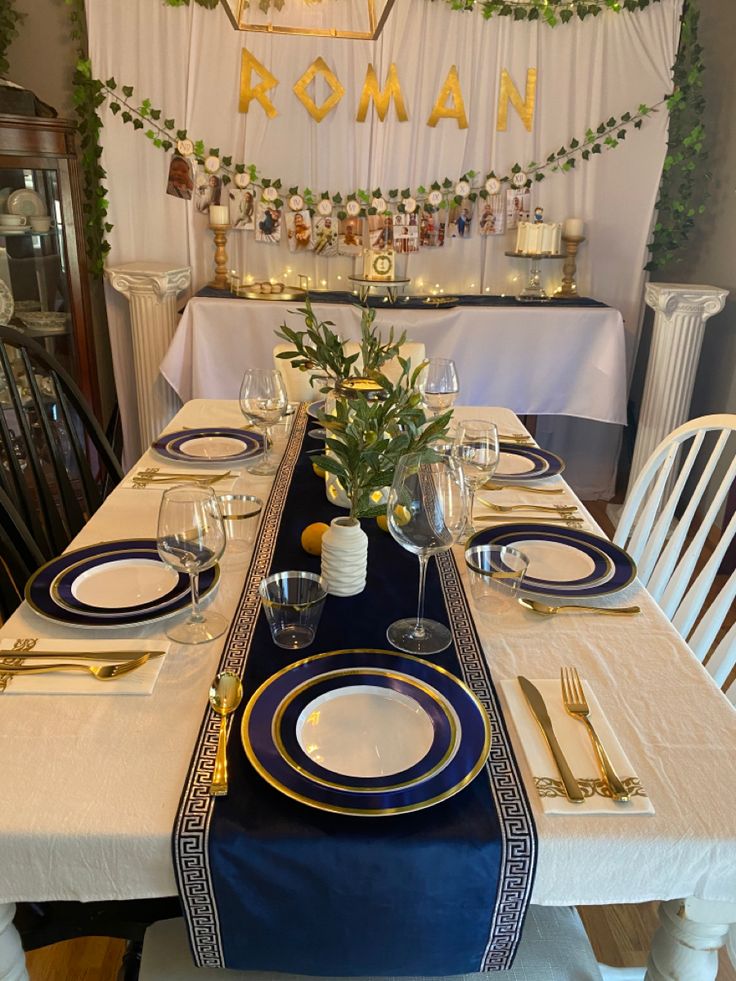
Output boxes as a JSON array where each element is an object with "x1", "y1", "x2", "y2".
[
  {"x1": 386, "y1": 452, "x2": 467, "y2": 656},
  {"x1": 422, "y1": 358, "x2": 459, "y2": 417},
  {"x1": 452, "y1": 419, "x2": 500, "y2": 537},
  {"x1": 157, "y1": 485, "x2": 227, "y2": 645},
  {"x1": 239, "y1": 368, "x2": 288, "y2": 476}
]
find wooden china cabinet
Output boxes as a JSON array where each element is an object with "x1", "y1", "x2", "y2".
[{"x1": 0, "y1": 113, "x2": 101, "y2": 416}]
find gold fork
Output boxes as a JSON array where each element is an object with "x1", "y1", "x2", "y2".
[
  {"x1": 1, "y1": 653, "x2": 155, "y2": 681},
  {"x1": 560, "y1": 667, "x2": 630, "y2": 802},
  {"x1": 478, "y1": 500, "x2": 578, "y2": 515},
  {"x1": 484, "y1": 482, "x2": 563, "y2": 495}
]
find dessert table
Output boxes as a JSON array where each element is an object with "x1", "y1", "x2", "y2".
[
  {"x1": 0, "y1": 401, "x2": 734, "y2": 980},
  {"x1": 161, "y1": 295, "x2": 627, "y2": 426}
]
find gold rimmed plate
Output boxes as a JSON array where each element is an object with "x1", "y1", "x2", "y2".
[{"x1": 242, "y1": 649, "x2": 491, "y2": 816}]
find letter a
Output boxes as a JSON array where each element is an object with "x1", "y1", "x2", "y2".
[
  {"x1": 497, "y1": 68, "x2": 537, "y2": 132},
  {"x1": 427, "y1": 66, "x2": 468, "y2": 129},
  {"x1": 239, "y1": 48, "x2": 278, "y2": 118},
  {"x1": 356, "y1": 63, "x2": 408, "y2": 123}
]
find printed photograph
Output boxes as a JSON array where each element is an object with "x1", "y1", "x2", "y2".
[
  {"x1": 228, "y1": 186, "x2": 255, "y2": 230},
  {"x1": 255, "y1": 200, "x2": 282, "y2": 244},
  {"x1": 312, "y1": 215, "x2": 338, "y2": 256},
  {"x1": 506, "y1": 189, "x2": 531, "y2": 230},
  {"x1": 448, "y1": 198, "x2": 474, "y2": 239},
  {"x1": 285, "y1": 210, "x2": 313, "y2": 253},
  {"x1": 368, "y1": 214, "x2": 394, "y2": 250},
  {"x1": 337, "y1": 217, "x2": 364, "y2": 256},
  {"x1": 393, "y1": 213, "x2": 419, "y2": 254},
  {"x1": 166, "y1": 154, "x2": 194, "y2": 201},
  {"x1": 419, "y1": 208, "x2": 447, "y2": 248},
  {"x1": 194, "y1": 169, "x2": 222, "y2": 213},
  {"x1": 478, "y1": 194, "x2": 506, "y2": 236}
]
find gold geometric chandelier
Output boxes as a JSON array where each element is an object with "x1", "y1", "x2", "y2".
[{"x1": 220, "y1": 0, "x2": 397, "y2": 40}]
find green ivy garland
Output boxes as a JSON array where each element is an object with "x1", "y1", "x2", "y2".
[
  {"x1": 0, "y1": 0, "x2": 25, "y2": 77},
  {"x1": 433, "y1": 0, "x2": 663, "y2": 26},
  {"x1": 646, "y1": 0, "x2": 706, "y2": 270},
  {"x1": 66, "y1": 0, "x2": 111, "y2": 277}
]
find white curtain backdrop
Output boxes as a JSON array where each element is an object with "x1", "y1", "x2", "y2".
[{"x1": 87, "y1": 0, "x2": 683, "y2": 493}]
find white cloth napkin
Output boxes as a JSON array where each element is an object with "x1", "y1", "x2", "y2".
[
  {"x1": 500, "y1": 678, "x2": 654, "y2": 815},
  {"x1": 0, "y1": 639, "x2": 169, "y2": 695}
]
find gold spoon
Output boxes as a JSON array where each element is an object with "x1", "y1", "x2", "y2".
[
  {"x1": 209, "y1": 671, "x2": 244, "y2": 797},
  {"x1": 519, "y1": 597, "x2": 641, "y2": 616}
]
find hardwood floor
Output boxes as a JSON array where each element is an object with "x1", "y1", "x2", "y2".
[{"x1": 21, "y1": 908, "x2": 736, "y2": 979}]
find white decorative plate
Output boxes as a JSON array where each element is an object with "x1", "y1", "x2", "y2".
[{"x1": 7, "y1": 189, "x2": 46, "y2": 218}]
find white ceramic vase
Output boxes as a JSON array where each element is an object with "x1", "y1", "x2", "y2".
[{"x1": 320, "y1": 516, "x2": 369, "y2": 597}]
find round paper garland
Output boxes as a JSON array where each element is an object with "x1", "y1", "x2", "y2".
[
  {"x1": 485, "y1": 177, "x2": 501, "y2": 195},
  {"x1": 177, "y1": 138, "x2": 194, "y2": 157},
  {"x1": 372, "y1": 196, "x2": 387, "y2": 212},
  {"x1": 511, "y1": 171, "x2": 528, "y2": 188},
  {"x1": 262, "y1": 186, "x2": 278, "y2": 202},
  {"x1": 346, "y1": 200, "x2": 361, "y2": 217},
  {"x1": 317, "y1": 199, "x2": 333, "y2": 216},
  {"x1": 204, "y1": 155, "x2": 220, "y2": 174},
  {"x1": 404, "y1": 197, "x2": 417, "y2": 213},
  {"x1": 455, "y1": 179, "x2": 470, "y2": 197},
  {"x1": 289, "y1": 194, "x2": 305, "y2": 211},
  {"x1": 428, "y1": 190, "x2": 443, "y2": 207},
  {"x1": 234, "y1": 172, "x2": 250, "y2": 189}
]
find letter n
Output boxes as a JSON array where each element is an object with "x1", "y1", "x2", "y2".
[{"x1": 497, "y1": 68, "x2": 537, "y2": 132}]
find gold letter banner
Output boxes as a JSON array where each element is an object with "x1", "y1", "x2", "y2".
[
  {"x1": 496, "y1": 68, "x2": 537, "y2": 132},
  {"x1": 293, "y1": 57, "x2": 345, "y2": 123},
  {"x1": 427, "y1": 65, "x2": 468, "y2": 130},
  {"x1": 356, "y1": 63, "x2": 408, "y2": 123},
  {"x1": 239, "y1": 48, "x2": 279, "y2": 118}
]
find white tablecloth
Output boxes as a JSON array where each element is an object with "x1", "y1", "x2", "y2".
[
  {"x1": 1, "y1": 402, "x2": 734, "y2": 912},
  {"x1": 162, "y1": 297, "x2": 627, "y2": 427}
]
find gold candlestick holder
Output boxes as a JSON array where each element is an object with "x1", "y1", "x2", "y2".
[
  {"x1": 556, "y1": 234, "x2": 585, "y2": 298},
  {"x1": 209, "y1": 224, "x2": 231, "y2": 291}
]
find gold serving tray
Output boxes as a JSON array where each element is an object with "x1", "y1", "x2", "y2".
[{"x1": 239, "y1": 289, "x2": 306, "y2": 301}]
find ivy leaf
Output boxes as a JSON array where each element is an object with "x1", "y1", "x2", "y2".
[
  {"x1": 161, "y1": 140, "x2": 173, "y2": 151},
  {"x1": 150, "y1": 108, "x2": 161, "y2": 121},
  {"x1": 222, "y1": 155, "x2": 232, "y2": 167},
  {"x1": 109, "y1": 102, "x2": 121, "y2": 115},
  {"x1": 176, "y1": 129, "x2": 188, "y2": 140},
  {"x1": 105, "y1": 77, "x2": 117, "y2": 90},
  {"x1": 122, "y1": 85, "x2": 134, "y2": 98},
  {"x1": 121, "y1": 111, "x2": 132, "y2": 124},
  {"x1": 133, "y1": 119, "x2": 144, "y2": 130},
  {"x1": 164, "y1": 118, "x2": 176, "y2": 130}
]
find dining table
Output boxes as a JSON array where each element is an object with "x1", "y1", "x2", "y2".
[{"x1": 0, "y1": 399, "x2": 735, "y2": 981}]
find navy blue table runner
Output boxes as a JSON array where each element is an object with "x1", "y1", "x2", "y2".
[
  {"x1": 196, "y1": 285, "x2": 606, "y2": 308},
  {"x1": 173, "y1": 407, "x2": 536, "y2": 974}
]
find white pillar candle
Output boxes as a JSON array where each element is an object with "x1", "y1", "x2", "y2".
[
  {"x1": 563, "y1": 217, "x2": 585, "y2": 239},
  {"x1": 209, "y1": 205, "x2": 229, "y2": 226}
]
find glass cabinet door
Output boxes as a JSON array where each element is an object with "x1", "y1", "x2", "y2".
[{"x1": 0, "y1": 164, "x2": 77, "y2": 381}]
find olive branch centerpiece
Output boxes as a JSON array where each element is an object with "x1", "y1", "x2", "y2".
[{"x1": 275, "y1": 298, "x2": 452, "y2": 520}]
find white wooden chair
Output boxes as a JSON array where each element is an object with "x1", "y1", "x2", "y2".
[
  {"x1": 344, "y1": 340, "x2": 427, "y2": 386},
  {"x1": 138, "y1": 906, "x2": 603, "y2": 980},
  {"x1": 273, "y1": 344, "x2": 321, "y2": 403},
  {"x1": 614, "y1": 414, "x2": 736, "y2": 692}
]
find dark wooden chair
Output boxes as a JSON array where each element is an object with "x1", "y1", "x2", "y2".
[
  {"x1": 0, "y1": 484, "x2": 44, "y2": 623},
  {"x1": 0, "y1": 324, "x2": 123, "y2": 560}
]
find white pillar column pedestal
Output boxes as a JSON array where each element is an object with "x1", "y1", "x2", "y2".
[
  {"x1": 105, "y1": 261, "x2": 191, "y2": 451},
  {"x1": 628, "y1": 284, "x2": 727, "y2": 490},
  {"x1": 645, "y1": 897, "x2": 736, "y2": 981}
]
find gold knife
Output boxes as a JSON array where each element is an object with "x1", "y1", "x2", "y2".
[
  {"x1": 518, "y1": 676, "x2": 584, "y2": 803},
  {"x1": 0, "y1": 650, "x2": 166, "y2": 661}
]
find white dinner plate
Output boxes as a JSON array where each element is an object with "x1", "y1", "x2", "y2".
[{"x1": 7, "y1": 189, "x2": 46, "y2": 217}]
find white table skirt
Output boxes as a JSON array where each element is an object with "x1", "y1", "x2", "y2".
[
  {"x1": 161, "y1": 297, "x2": 627, "y2": 426},
  {"x1": 1, "y1": 402, "x2": 734, "y2": 912}
]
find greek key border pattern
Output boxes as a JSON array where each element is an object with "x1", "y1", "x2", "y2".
[
  {"x1": 173, "y1": 406, "x2": 309, "y2": 968},
  {"x1": 436, "y1": 549, "x2": 537, "y2": 972}
]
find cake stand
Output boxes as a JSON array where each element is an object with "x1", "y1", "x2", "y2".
[
  {"x1": 504, "y1": 251, "x2": 565, "y2": 302},
  {"x1": 348, "y1": 275, "x2": 410, "y2": 304}
]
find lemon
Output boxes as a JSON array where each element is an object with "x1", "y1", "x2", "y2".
[
  {"x1": 376, "y1": 514, "x2": 388, "y2": 532},
  {"x1": 301, "y1": 522, "x2": 329, "y2": 556},
  {"x1": 312, "y1": 461, "x2": 326, "y2": 479},
  {"x1": 393, "y1": 504, "x2": 411, "y2": 527}
]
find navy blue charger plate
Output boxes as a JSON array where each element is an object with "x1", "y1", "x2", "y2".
[
  {"x1": 493, "y1": 443, "x2": 565, "y2": 483},
  {"x1": 152, "y1": 427, "x2": 264, "y2": 464}
]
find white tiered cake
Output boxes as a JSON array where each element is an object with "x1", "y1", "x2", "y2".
[{"x1": 515, "y1": 221, "x2": 562, "y2": 255}]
